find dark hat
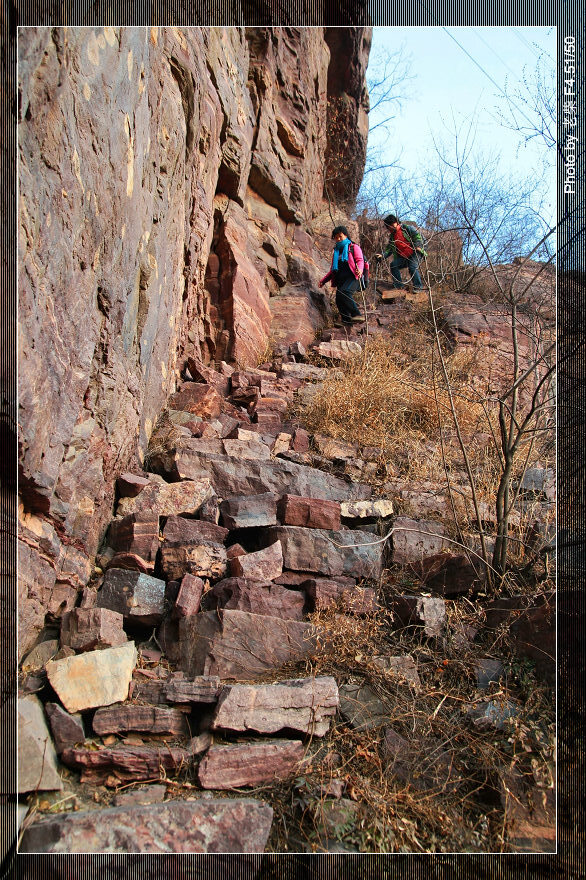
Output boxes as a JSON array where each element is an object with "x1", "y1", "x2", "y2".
[{"x1": 383, "y1": 214, "x2": 398, "y2": 227}]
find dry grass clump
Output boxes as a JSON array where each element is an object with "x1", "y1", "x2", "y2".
[{"x1": 299, "y1": 335, "x2": 492, "y2": 464}]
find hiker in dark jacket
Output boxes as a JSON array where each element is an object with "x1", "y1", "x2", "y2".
[
  {"x1": 377, "y1": 214, "x2": 426, "y2": 291},
  {"x1": 319, "y1": 226, "x2": 364, "y2": 325}
]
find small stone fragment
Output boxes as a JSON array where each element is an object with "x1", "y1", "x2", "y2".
[
  {"x1": 60, "y1": 607, "x2": 127, "y2": 652},
  {"x1": 45, "y1": 703, "x2": 85, "y2": 754},
  {"x1": 230, "y1": 541, "x2": 283, "y2": 581},
  {"x1": 97, "y1": 569, "x2": 166, "y2": 626}
]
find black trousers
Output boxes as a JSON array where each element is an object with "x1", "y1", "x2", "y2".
[{"x1": 335, "y1": 278, "x2": 361, "y2": 322}]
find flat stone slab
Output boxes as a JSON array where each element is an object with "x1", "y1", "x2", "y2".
[
  {"x1": 164, "y1": 673, "x2": 221, "y2": 704},
  {"x1": 97, "y1": 569, "x2": 166, "y2": 626},
  {"x1": 372, "y1": 655, "x2": 421, "y2": 690},
  {"x1": 315, "y1": 340, "x2": 362, "y2": 361},
  {"x1": 156, "y1": 443, "x2": 371, "y2": 503},
  {"x1": 92, "y1": 705, "x2": 189, "y2": 737},
  {"x1": 46, "y1": 642, "x2": 137, "y2": 713},
  {"x1": 212, "y1": 676, "x2": 339, "y2": 737},
  {"x1": 198, "y1": 740, "x2": 305, "y2": 789},
  {"x1": 19, "y1": 798, "x2": 274, "y2": 853},
  {"x1": 17, "y1": 696, "x2": 63, "y2": 792},
  {"x1": 268, "y1": 526, "x2": 384, "y2": 580},
  {"x1": 61, "y1": 743, "x2": 193, "y2": 784},
  {"x1": 280, "y1": 362, "x2": 330, "y2": 381},
  {"x1": 179, "y1": 610, "x2": 316, "y2": 680}
]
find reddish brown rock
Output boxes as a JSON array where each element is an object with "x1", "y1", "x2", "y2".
[
  {"x1": 278, "y1": 494, "x2": 342, "y2": 530},
  {"x1": 60, "y1": 607, "x2": 128, "y2": 652},
  {"x1": 97, "y1": 569, "x2": 166, "y2": 626},
  {"x1": 252, "y1": 397, "x2": 289, "y2": 418},
  {"x1": 61, "y1": 743, "x2": 191, "y2": 784},
  {"x1": 19, "y1": 798, "x2": 274, "y2": 853},
  {"x1": 198, "y1": 740, "x2": 305, "y2": 789},
  {"x1": 168, "y1": 383, "x2": 223, "y2": 419},
  {"x1": 173, "y1": 573, "x2": 205, "y2": 619},
  {"x1": 160, "y1": 516, "x2": 228, "y2": 582},
  {"x1": 485, "y1": 592, "x2": 554, "y2": 681},
  {"x1": 108, "y1": 513, "x2": 160, "y2": 561},
  {"x1": 209, "y1": 577, "x2": 305, "y2": 621},
  {"x1": 186, "y1": 358, "x2": 231, "y2": 396},
  {"x1": 226, "y1": 543, "x2": 247, "y2": 560},
  {"x1": 45, "y1": 703, "x2": 85, "y2": 754},
  {"x1": 252, "y1": 412, "x2": 283, "y2": 433},
  {"x1": 92, "y1": 705, "x2": 189, "y2": 737},
  {"x1": 291, "y1": 427, "x2": 310, "y2": 452},
  {"x1": 179, "y1": 610, "x2": 316, "y2": 680},
  {"x1": 117, "y1": 473, "x2": 151, "y2": 498},
  {"x1": 230, "y1": 540, "x2": 283, "y2": 581},
  {"x1": 212, "y1": 676, "x2": 338, "y2": 737}
]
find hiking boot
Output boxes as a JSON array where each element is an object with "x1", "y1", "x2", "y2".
[{"x1": 351, "y1": 315, "x2": 364, "y2": 323}]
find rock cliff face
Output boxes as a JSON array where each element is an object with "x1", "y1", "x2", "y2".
[{"x1": 17, "y1": 26, "x2": 370, "y2": 657}]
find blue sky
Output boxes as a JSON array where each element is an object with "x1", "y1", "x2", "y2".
[{"x1": 363, "y1": 26, "x2": 556, "y2": 225}]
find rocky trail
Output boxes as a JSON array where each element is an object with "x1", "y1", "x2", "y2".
[{"x1": 16, "y1": 290, "x2": 555, "y2": 856}]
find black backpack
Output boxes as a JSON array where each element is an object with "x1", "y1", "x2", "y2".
[{"x1": 350, "y1": 243, "x2": 370, "y2": 290}]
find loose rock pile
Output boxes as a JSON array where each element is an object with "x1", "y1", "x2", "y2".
[{"x1": 17, "y1": 301, "x2": 555, "y2": 854}]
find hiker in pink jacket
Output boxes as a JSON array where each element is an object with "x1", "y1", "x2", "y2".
[{"x1": 319, "y1": 226, "x2": 364, "y2": 326}]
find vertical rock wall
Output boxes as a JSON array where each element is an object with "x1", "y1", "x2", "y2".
[{"x1": 17, "y1": 25, "x2": 370, "y2": 657}]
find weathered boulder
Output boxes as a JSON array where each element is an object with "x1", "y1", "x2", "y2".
[
  {"x1": 172, "y1": 573, "x2": 205, "y2": 619},
  {"x1": 212, "y1": 677, "x2": 339, "y2": 737},
  {"x1": 392, "y1": 595, "x2": 447, "y2": 638},
  {"x1": 198, "y1": 740, "x2": 305, "y2": 789},
  {"x1": 97, "y1": 569, "x2": 166, "y2": 626},
  {"x1": 107, "y1": 513, "x2": 160, "y2": 562},
  {"x1": 46, "y1": 642, "x2": 137, "y2": 713},
  {"x1": 305, "y1": 578, "x2": 377, "y2": 614},
  {"x1": 209, "y1": 577, "x2": 305, "y2": 621},
  {"x1": 178, "y1": 610, "x2": 316, "y2": 680},
  {"x1": 60, "y1": 606, "x2": 127, "y2": 651},
  {"x1": 160, "y1": 516, "x2": 228, "y2": 582},
  {"x1": 19, "y1": 799, "x2": 274, "y2": 853},
  {"x1": 341, "y1": 499, "x2": 393, "y2": 520},
  {"x1": 116, "y1": 476, "x2": 213, "y2": 519},
  {"x1": 268, "y1": 526, "x2": 384, "y2": 579},
  {"x1": 220, "y1": 493, "x2": 278, "y2": 529}
]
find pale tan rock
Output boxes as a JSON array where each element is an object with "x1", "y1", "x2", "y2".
[{"x1": 46, "y1": 643, "x2": 137, "y2": 713}]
